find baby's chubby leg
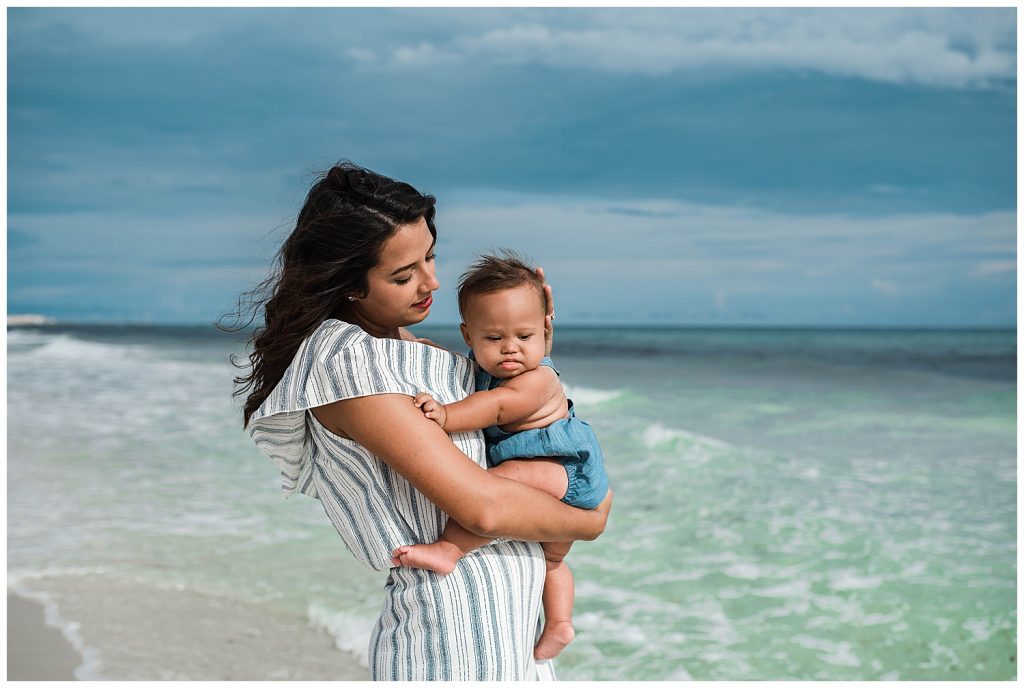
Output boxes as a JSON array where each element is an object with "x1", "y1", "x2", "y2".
[
  {"x1": 535, "y1": 543, "x2": 576, "y2": 660},
  {"x1": 391, "y1": 459, "x2": 569, "y2": 574},
  {"x1": 489, "y1": 458, "x2": 569, "y2": 501}
]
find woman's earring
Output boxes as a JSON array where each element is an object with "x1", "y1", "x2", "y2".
[{"x1": 347, "y1": 296, "x2": 358, "y2": 302}]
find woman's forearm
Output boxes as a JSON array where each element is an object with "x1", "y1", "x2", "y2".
[
  {"x1": 470, "y1": 476, "x2": 610, "y2": 541},
  {"x1": 313, "y1": 393, "x2": 610, "y2": 543}
]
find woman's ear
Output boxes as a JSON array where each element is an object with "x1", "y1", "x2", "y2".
[{"x1": 460, "y1": 323, "x2": 472, "y2": 348}]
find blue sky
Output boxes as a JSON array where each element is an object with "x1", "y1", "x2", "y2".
[{"x1": 6, "y1": 8, "x2": 1017, "y2": 326}]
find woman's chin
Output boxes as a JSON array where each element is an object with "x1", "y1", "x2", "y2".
[{"x1": 405, "y1": 307, "x2": 431, "y2": 324}]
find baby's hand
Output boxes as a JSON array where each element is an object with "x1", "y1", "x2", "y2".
[{"x1": 414, "y1": 392, "x2": 448, "y2": 429}]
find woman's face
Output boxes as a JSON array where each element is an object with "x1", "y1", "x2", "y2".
[{"x1": 355, "y1": 216, "x2": 439, "y2": 330}]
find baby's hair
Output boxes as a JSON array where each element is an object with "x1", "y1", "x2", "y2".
[{"x1": 457, "y1": 250, "x2": 546, "y2": 320}]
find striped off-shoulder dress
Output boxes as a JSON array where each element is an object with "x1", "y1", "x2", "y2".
[{"x1": 249, "y1": 319, "x2": 556, "y2": 680}]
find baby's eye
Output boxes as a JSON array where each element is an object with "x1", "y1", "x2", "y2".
[
  {"x1": 518, "y1": 334, "x2": 532, "y2": 340},
  {"x1": 486, "y1": 336, "x2": 501, "y2": 341}
]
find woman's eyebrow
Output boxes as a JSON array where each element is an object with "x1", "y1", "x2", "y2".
[
  {"x1": 388, "y1": 262, "x2": 418, "y2": 277},
  {"x1": 388, "y1": 241, "x2": 437, "y2": 277}
]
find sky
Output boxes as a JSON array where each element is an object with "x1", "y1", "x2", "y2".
[{"x1": 6, "y1": 7, "x2": 1017, "y2": 326}]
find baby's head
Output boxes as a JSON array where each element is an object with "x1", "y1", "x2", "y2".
[{"x1": 457, "y1": 251, "x2": 547, "y2": 380}]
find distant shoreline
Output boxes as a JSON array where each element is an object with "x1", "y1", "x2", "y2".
[{"x1": 7, "y1": 314, "x2": 57, "y2": 326}]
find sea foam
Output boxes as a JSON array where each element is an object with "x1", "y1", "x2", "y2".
[
  {"x1": 11, "y1": 333, "x2": 139, "y2": 362},
  {"x1": 562, "y1": 383, "x2": 627, "y2": 406},
  {"x1": 307, "y1": 602, "x2": 373, "y2": 669},
  {"x1": 640, "y1": 422, "x2": 730, "y2": 450},
  {"x1": 8, "y1": 579, "x2": 103, "y2": 680}
]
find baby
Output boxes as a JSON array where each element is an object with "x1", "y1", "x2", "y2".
[{"x1": 392, "y1": 251, "x2": 610, "y2": 660}]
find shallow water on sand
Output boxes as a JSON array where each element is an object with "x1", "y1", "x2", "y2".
[{"x1": 7, "y1": 325, "x2": 1016, "y2": 679}]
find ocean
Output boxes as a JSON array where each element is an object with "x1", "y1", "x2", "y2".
[{"x1": 6, "y1": 323, "x2": 1016, "y2": 680}]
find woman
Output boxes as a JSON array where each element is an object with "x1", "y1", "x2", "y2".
[{"x1": 234, "y1": 162, "x2": 611, "y2": 680}]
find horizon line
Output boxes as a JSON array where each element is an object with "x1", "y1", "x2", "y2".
[{"x1": 6, "y1": 319, "x2": 1017, "y2": 333}]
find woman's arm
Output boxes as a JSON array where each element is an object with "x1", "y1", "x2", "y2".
[{"x1": 311, "y1": 393, "x2": 611, "y2": 542}]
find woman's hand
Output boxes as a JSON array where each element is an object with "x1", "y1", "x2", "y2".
[
  {"x1": 585, "y1": 489, "x2": 613, "y2": 540},
  {"x1": 535, "y1": 266, "x2": 555, "y2": 357},
  {"x1": 398, "y1": 327, "x2": 447, "y2": 351}
]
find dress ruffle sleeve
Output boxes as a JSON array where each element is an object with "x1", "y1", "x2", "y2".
[{"x1": 247, "y1": 319, "x2": 437, "y2": 498}]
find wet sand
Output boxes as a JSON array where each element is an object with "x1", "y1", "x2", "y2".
[
  {"x1": 8, "y1": 575, "x2": 370, "y2": 680},
  {"x1": 8, "y1": 592, "x2": 82, "y2": 680}
]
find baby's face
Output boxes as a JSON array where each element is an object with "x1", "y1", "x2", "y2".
[{"x1": 461, "y1": 284, "x2": 547, "y2": 380}]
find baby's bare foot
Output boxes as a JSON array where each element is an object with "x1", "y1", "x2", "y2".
[
  {"x1": 392, "y1": 542, "x2": 463, "y2": 575},
  {"x1": 533, "y1": 620, "x2": 575, "y2": 660}
]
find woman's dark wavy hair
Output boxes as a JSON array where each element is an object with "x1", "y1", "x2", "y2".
[{"x1": 221, "y1": 161, "x2": 436, "y2": 427}]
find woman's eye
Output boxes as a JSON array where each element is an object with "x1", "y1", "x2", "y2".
[
  {"x1": 426, "y1": 253, "x2": 437, "y2": 262},
  {"x1": 395, "y1": 276, "x2": 412, "y2": 285}
]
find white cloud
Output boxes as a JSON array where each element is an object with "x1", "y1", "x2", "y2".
[
  {"x1": 871, "y1": 278, "x2": 900, "y2": 296},
  {"x1": 8, "y1": 8, "x2": 256, "y2": 50},
  {"x1": 9, "y1": 193, "x2": 1015, "y2": 325},
  {"x1": 972, "y1": 260, "x2": 1016, "y2": 276},
  {"x1": 366, "y1": 9, "x2": 1015, "y2": 89},
  {"x1": 427, "y1": 193, "x2": 1015, "y2": 322},
  {"x1": 12, "y1": 9, "x2": 1014, "y2": 89}
]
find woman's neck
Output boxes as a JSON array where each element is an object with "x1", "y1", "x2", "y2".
[{"x1": 341, "y1": 307, "x2": 402, "y2": 340}]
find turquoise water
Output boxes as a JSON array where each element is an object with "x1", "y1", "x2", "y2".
[{"x1": 6, "y1": 325, "x2": 1016, "y2": 679}]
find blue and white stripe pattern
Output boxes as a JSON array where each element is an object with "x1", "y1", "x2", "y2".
[{"x1": 249, "y1": 319, "x2": 556, "y2": 680}]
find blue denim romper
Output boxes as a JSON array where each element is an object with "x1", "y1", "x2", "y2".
[{"x1": 472, "y1": 355, "x2": 610, "y2": 510}]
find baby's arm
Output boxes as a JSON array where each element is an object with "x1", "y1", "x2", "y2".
[{"x1": 414, "y1": 367, "x2": 558, "y2": 433}]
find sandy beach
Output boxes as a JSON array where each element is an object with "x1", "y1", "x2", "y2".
[
  {"x1": 7, "y1": 574, "x2": 370, "y2": 680},
  {"x1": 8, "y1": 593, "x2": 81, "y2": 680}
]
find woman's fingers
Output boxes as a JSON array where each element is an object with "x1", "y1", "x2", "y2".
[
  {"x1": 415, "y1": 337, "x2": 448, "y2": 351},
  {"x1": 536, "y1": 267, "x2": 554, "y2": 318},
  {"x1": 536, "y1": 266, "x2": 555, "y2": 355}
]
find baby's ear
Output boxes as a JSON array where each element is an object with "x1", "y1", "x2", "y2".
[{"x1": 459, "y1": 323, "x2": 472, "y2": 348}]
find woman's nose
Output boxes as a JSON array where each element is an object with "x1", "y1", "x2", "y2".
[{"x1": 423, "y1": 263, "x2": 440, "y2": 292}]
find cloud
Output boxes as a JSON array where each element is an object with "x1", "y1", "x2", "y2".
[
  {"x1": 360, "y1": 9, "x2": 1015, "y2": 89},
  {"x1": 871, "y1": 278, "x2": 900, "y2": 296},
  {"x1": 7, "y1": 194, "x2": 1015, "y2": 326},
  {"x1": 5, "y1": 8, "x2": 1015, "y2": 326},
  {"x1": 12, "y1": 8, "x2": 1015, "y2": 89},
  {"x1": 8, "y1": 229, "x2": 41, "y2": 250},
  {"x1": 7, "y1": 7, "x2": 261, "y2": 50},
  {"x1": 972, "y1": 260, "x2": 1016, "y2": 276},
  {"x1": 425, "y1": 194, "x2": 1016, "y2": 324},
  {"x1": 8, "y1": 8, "x2": 1015, "y2": 219}
]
